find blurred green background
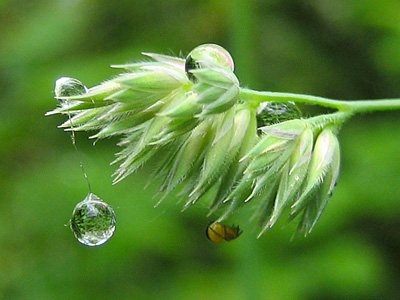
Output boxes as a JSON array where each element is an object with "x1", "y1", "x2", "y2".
[{"x1": 1, "y1": 0, "x2": 400, "y2": 299}]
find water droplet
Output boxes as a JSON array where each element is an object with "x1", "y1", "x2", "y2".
[
  {"x1": 295, "y1": 175, "x2": 300, "y2": 181},
  {"x1": 256, "y1": 102, "x2": 302, "y2": 129},
  {"x1": 185, "y1": 44, "x2": 234, "y2": 82},
  {"x1": 69, "y1": 193, "x2": 116, "y2": 246},
  {"x1": 55, "y1": 77, "x2": 87, "y2": 98}
]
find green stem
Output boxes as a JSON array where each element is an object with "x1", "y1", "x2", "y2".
[
  {"x1": 344, "y1": 99, "x2": 400, "y2": 114},
  {"x1": 306, "y1": 111, "x2": 353, "y2": 132},
  {"x1": 240, "y1": 88, "x2": 400, "y2": 114}
]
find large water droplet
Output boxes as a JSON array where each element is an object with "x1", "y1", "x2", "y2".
[
  {"x1": 55, "y1": 77, "x2": 87, "y2": 98},
  {"x1": 54, "y1": 77, "x2": 87, "y2": 110},
  {"x1": 69, "y1": 193, "x2": 116, "y2": 246},
  {"x1": 185, "y1": 44, "x2": 234, "y2": 82},
  {"x1": 256, "y1": 102, "x2": 302, "y2": 128}
]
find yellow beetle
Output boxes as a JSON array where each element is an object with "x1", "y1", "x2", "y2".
[{"x1": 206, "y1": 221, "x2": 242, "y2": 243}]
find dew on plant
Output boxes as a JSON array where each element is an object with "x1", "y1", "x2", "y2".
[
  {"x1": 185, "y1": 44, "x2": 235, "y2": 82},
  {"x1": 46, "y1": 43, "x2": 400, "y2": 238},
  {"x1": 69, "y1": 193, "x2": 116, "y2": 246},
  {"x1": 54, "y1": 77, "x2": 87, "y2": 99},
  {"x1": 256, "y1": 101, "x2": 302, "y2": 128}
]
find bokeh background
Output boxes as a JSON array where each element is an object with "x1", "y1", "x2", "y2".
[{"x1": 1, "y1": 0, "x2": 400, "y2": 299}]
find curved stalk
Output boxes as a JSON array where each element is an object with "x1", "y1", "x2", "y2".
[{"x1": 240, "y1": 88, "x2": 400, "y2": 114}]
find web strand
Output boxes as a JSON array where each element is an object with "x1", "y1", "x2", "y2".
[{"x1": 67, "y1": 111, "x2": 92, "y2": 193}]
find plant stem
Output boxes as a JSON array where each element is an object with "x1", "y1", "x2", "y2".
[
  {"x1": 306, "y1": 111, "x2": 353, "y2": 132},
  {"x1": 240, "y1": 88, "x2": 400, "y2": 114},
  {"x1": 343, "y1": 99, "x2": 400, "y2": 114}
]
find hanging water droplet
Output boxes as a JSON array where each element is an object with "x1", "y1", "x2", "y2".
[
  {"x1": 256, "y1": 102, "x2": 302, "y2": 129},
  {"x1": 69, "y1": 193, "x2": 116, "y2": 247}
]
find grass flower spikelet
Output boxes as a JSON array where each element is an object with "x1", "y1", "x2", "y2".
[{"x1": 47, "y1": 43, "x2": 399, "y2": 238}]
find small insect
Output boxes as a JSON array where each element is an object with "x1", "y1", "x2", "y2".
[{"x1": 205, "y1": 221, "x2": 242, "y2": 243}]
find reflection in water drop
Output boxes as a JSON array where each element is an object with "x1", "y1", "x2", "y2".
[
  {"x1": 54, "y1": 77, "x2": 87, "y2": 109},
  {"x1": 69, "y1": 193, "x2": 116, "y2": 246},
  {"x1": 256, "y1": 102, "x2": 302, "y2": 129},
  {"x1": 54, "y1": 77, "x2": 87, "y2": 98},
  {"x1": 185, "y1": 44, "x2": 234, "y2": 82}
]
